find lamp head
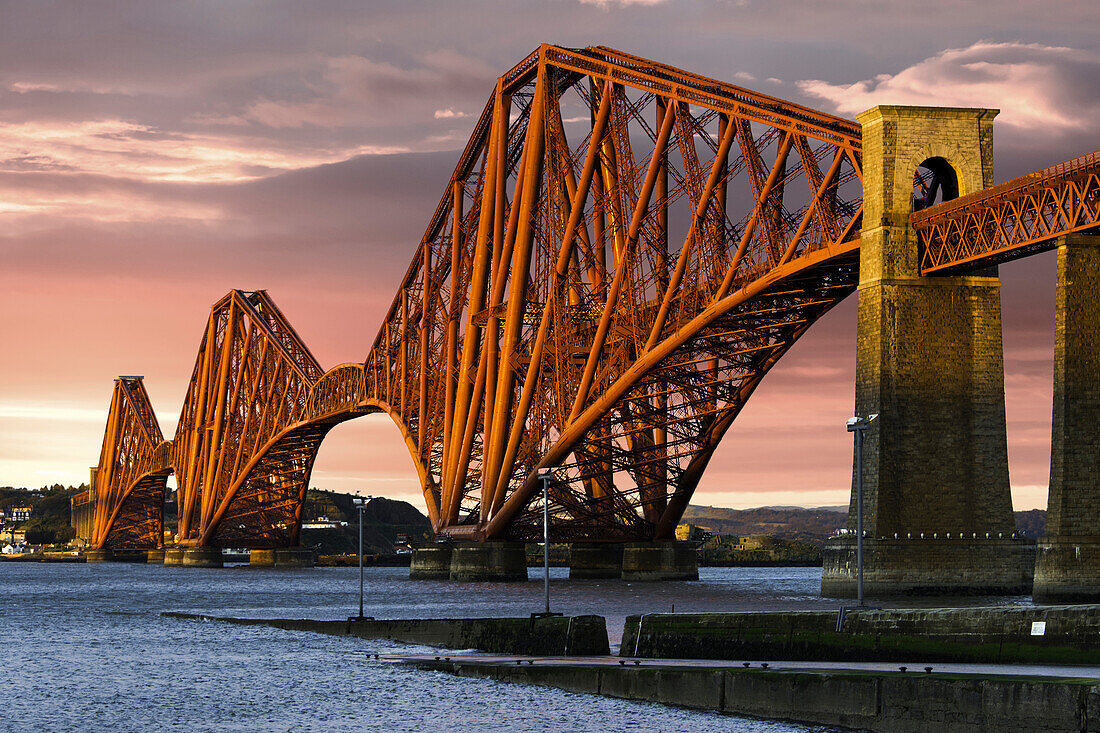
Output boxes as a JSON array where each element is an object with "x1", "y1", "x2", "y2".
[{"x1": 846, "y1": 414, "x2": 878, "y2": 432}]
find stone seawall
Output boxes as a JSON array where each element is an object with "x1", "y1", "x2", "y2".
[
  {"x1": 414, "y1": 657, "x2": 1100, "y2": 733},
  {"x1": 162, "y1": 612, "x2": 609, "y2": 656},
  {"x1": 622, "y1": 606, "x2": 1100, "y2": 664}
]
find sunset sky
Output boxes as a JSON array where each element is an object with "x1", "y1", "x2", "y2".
[{"x1": 2, "y1": 1, "x2": 1098, "y2": 511}]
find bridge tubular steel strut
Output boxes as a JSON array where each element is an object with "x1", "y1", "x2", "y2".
[{"x1": 90, "y1": 377, "x2": 168, "y2": 549}]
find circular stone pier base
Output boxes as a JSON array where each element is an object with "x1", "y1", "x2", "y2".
[
  {"x1": 181, "y1": 547, "x2": 223, "y2": 568},
  {"x1": 409, "y1": 545, "x2": 453, "y2": 579},
  {"x1": 249, "y1": 548, "x2": 314, "y2": 568},
  {"x1": 84, "y1": 548, "x2": 114, "y2": 563},
  {"x1": 569, "y1": 543, "x2": 624, "y2": 579},
  {"x1": 449, "y1": 542, "x2": 528, "y2": 582},
  {"x1": 621, "y1": 541, "x2": 698, "y2": 581}
]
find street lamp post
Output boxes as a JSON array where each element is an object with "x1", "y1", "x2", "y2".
[
  {"x1": 538, "y1": 470, "x2": 553, "y2": 616},
  {"x1": 353, "y1": 495, "x2": 374, "y2": 620},
  {"x1": 846, "y1": 414, "x2": 878, "y2": 606}
]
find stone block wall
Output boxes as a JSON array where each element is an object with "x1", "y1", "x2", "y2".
[
  {"x1": 826, "y1": 106, "x2": 1029, "y2": 596},
  {"x1": 1043, "y1": 235, "x2": 1100, "y2": 538},
  {"x1": 849, "y1": 105, "x2": 1014, "y2": 539},
  {"x1": 822, "y1": 537, "x2": 1034, "y2": 597},
  {"x1": 433, "y1": 656, "x2": 1100, "y2": 732},
  {"x1": 854, "y1": 277, "x2": 1015, "y2": 535},
  {"x1": 164, "y1": 612, "x2": 611, "y2": 656},
  {"x1": 1034, "y1": 234, "x2": 1100, "y2": 601},
  {"x1": 623, "y1": 604, "x2": 1100, "y2": 664}
]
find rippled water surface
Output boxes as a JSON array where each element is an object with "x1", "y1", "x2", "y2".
[{"x1": 3, "y1": 563, "x2": 1032, "y2": 732}]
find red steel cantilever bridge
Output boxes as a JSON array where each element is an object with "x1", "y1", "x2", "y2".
[{"x1": 86, "y1": 45, "x2": 1100, "y2": 551}]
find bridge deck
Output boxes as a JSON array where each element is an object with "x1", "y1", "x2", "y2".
[{"x1": 915, "y1": 149, "x2": 1100, "y2": 274}]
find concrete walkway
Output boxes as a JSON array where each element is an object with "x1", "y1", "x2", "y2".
[
  {"x1": 384, "y1": 653, "x2": 1100, "y2": 731},
  {"x1": 382, "y1": 652, "x2": 1100, "y2": 681}
]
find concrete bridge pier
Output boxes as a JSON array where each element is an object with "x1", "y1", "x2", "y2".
[
  {"x1": 822, "y1": 105, "x2": 1033, "y2": 597},
  {"x1": 569, "y1": 543, "x2": 624, "y2": 579},
  {"x1": 449, "y1": 542, "x2": 528, "y2": 581},
  {"x1": 249, "y1": 548, "x2": 315, "y2": 568},
  {"x1": 1034, "y1": 234, "x2": 1100, "y2": 602},
  {"x1": 85, "y1": 548, "x2": 114, "y2": 563},
  {"x1": 111, "y1": 549, "x2": 155, "y2": 562},
  {"x1": 621, "y1": 541, "x2": 698, "y2": 581},
  {"x1": 181, "y1": 547, "x2": 223, "y2": 568},
  {"x1": 86, "y1": 548, "x2": 158, "y2": 563},
  {"x1": 163, "y1": 547, "x2": 185, "y2": 565},
  {"x1": 409, "y1": 545, "x2": 453, "y2": 579}
]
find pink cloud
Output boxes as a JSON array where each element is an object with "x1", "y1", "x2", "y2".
[
  {"x1": 578, "y1": 0, "x2": 669, "y2": 6},
  {"x1": 0, "y1": 118, "x2": 406, "y2": 186},
  {"x1": 798, "y1": 41, "x2": 1100, "y2": 133}
]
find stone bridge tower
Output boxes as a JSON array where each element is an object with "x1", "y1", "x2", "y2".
[
  {"x1": 1033, "y1": 233, "x2": 1100, "y2": 601},
  {"x1": 822, "y1": 106, "x2": 1035, "y2": 596}
]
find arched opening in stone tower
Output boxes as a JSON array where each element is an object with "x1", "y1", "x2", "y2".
[{"x1": 913, "y1": 156, "x2": 960, "y2": 211}]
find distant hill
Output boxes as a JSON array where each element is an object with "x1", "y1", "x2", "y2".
[
  {"x1": 683, "y1": 505, "x2": 847, "y2": 545},
  {"x1": 683, "y1": 504, "x2": 1048, "y2": 545},
  {"x1": 1, "y1": 485, "x2": 83, "y2": 544},
  {"x1": 301, "y1": 489, "x2": 431, "y2": 554},
  {"x1": 0, "y1": 482, "x2": 1052, "y2": 551},
  {"x1": 1015, "y1": 509, "x2": 1046, "y2": 539}
]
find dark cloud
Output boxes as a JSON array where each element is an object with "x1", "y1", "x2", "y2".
[
  {"x1": 2, "y1": 2, "x2": 1094, "y2": 164},
  {"x1": 0, "y1": 154, "x2": 77, "y2": 172},
  {"x1": 0, "y1": 149, "x2": 452, "y2": 276}
]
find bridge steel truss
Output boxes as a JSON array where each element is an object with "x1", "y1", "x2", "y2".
[
  {"x1": 914, "y1": 150, "x2": 1100, "y2": 274},
  {"x1": 380, "y1": 44, "x2": 867, "y2": 543},
  {"x1": 90, "y1": 377, "x2": 169, "y2": 549},
  {"x1": 92, "y1": 44, "x2": 873, "y2": 549}
]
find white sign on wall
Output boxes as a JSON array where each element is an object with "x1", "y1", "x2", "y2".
[{"x1": 1031, "y1": 621, "x2": 1047, "y2": 636}]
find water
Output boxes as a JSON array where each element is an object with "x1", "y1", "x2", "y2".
[{"x1": 2, "y1": 564, "x2": 1033, "y2": 732}]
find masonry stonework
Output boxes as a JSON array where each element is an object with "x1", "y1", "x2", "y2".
[
  {"x1": 1033, "y1": 234, "x2": 1100, "y2": 602},
  {"x1": 822, "y1": 105, "x2": 1033, "y2": 597}
]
